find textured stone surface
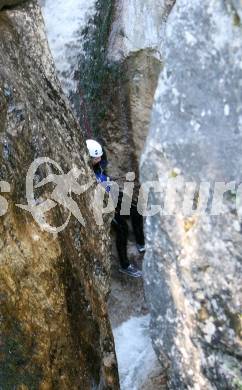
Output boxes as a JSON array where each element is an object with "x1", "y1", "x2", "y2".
[
  {"x1": 102, "y1": 49, "x2": 163, "y2": 192},
  {"x1": 106, "y1": 0, "x2": 164, "y2": 167},
  {"x1": 108, "y1": 0, "x2": 174, "y2": 62},
  {"x1": 141, "y1": 0, "x2": 242, "y2": 388},
  {"x1": 98, "y1": 1, "x2": 174, "y2": 188},
  {"x1": 0, "y1": 2, "x2": 119, "y2": 388}
]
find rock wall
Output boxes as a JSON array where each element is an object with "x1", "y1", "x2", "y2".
[
  {"x1": 103, "y1": 0, "x2": 174, "y2": 183},
  {"x1": 141, "y1": 0, "x2": 242, "y2": 388},
  {"x1": 0, "y1": 1, "x2": 119, "y2": 388},
  {"x1": 106, "y1": 0, "x2": 170, "y2": 171},
  {"x1": 78, "y1": 0, "x2": 174, "y2": 188}
]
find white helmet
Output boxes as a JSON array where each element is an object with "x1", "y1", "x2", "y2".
[{"x1": 86, "y1": 139, "x2": 103, "y2": 158}]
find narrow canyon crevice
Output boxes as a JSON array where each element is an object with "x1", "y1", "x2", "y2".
[
  {"x1": 70, "y1": 1, "x2": 176, "y2": 388},
  {"x1": 41, "y1": 0, "x2": 176, "y2": 388},
  {"x1": 41, "y1": 0, "x2": 171, "y2": 388}
]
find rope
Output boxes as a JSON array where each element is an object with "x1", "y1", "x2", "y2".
[{"x1": 78, "y1": 86, "x2": 93, "y2": 138}]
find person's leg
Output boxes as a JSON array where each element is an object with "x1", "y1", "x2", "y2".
[
  {"x1": 111, "y1": 197, "x2": 143, "y2": 277},
  {"x1": 130, "y1": 202, "x2": 145, "y2": 246},
  {"x1": 112, "y1": 213, "x2": 130, "y2": 269}
]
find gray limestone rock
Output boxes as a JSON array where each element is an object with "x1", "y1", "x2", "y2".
[{"x1": 141, "y1": 0, "x2": 242, "y2": 388}]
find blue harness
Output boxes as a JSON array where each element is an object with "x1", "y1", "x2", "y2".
[{"x1": 95, "y1": 170, "x2": 111, "y2": 193}]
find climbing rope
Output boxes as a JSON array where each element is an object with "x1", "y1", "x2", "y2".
[{"x1": 78, "y1": 86, "x2": 93, "y2": 138}]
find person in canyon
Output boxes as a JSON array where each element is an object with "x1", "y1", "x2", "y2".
[{"x1": 86, "y1": 139, "x2": 145, "y2": 278}]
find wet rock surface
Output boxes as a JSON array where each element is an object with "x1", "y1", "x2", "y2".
[
  {"x1": 141, "y1": 0, "x2": 242, "y2": 388},
  {"x1": 0, "y1": 1, "x2": 119, "y2": 388},
  {"x1": 41, "y1": 0, "x2": 96, "y2": 96}
]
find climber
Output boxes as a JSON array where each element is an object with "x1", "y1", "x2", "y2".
[{"x1": 86, "y1": 139, "x2": 145, "y2": 278}]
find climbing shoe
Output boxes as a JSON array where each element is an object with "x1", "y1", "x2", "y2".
[
  {"x1": 119, "y1": 264, "x2": 142, "y2": 278},
  {"x1": 136, "y1": 244, "x2": 146, "y2": 253}
]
